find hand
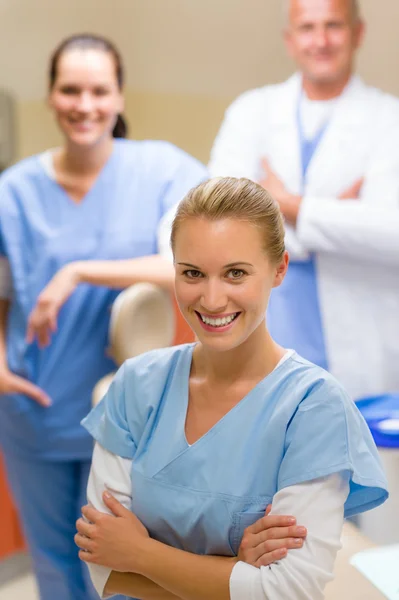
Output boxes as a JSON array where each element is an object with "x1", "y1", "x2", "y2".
[
  {"x1": 0, "y1": 367, "x2": 51, "y2": 407},
  {"x1": 75, "y1": 492, "x2": 149, "y2": 572},
  {"x1": 26, "y1": 264, "x2": 80, "y2": 348},
  {"x1": 237, "y1": 505, "x2": 307, "y2": 567},
  {"x1": 339, "y1": 178, "x2": 363, "y2": 200},
  {"x1": 260, "y1": 159, "x2": 302, "y2": 225}
]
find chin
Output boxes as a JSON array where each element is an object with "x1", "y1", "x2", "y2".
[
  {"x1": 66, "y1": 131, "x2": 108, "y2": 147},
  {"x1": 306, "y1": 65, "x2": 344, "y2": 85}
]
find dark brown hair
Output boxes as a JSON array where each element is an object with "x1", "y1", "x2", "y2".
[{"x1": 49, "y1": 33, "x2": 128, "y2": 138}]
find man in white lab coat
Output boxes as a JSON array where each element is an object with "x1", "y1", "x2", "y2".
[{"x1": 207, "y1": 0, "x2": 399, "y2": 400}]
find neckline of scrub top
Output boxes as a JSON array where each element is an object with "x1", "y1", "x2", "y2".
[
  {"x1": 180, "y1": 343, "x2": 297, "y2": 448},
  {"x1": 37, "y1": 141, "x2": 118, "y2": 208}
]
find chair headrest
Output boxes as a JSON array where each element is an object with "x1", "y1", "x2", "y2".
[{"x1": 109, "y1": 283, "x2": 176, "y2": 365}]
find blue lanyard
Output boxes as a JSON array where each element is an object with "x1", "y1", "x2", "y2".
[{"x1": 296, "y1": 93, "x2": 331, "y2": 192}]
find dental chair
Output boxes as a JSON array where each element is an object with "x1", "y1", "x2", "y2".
[{"x1": 92, "y1": 283, "x2": 176, "y2": 407}]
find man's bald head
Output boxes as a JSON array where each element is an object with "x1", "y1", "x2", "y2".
[
  {"x1": 282, "y1": 0, "x2": 365, "y2": 97},
  {"x1": 283, "y1": 0, "x2": 361, "y2": 25}
]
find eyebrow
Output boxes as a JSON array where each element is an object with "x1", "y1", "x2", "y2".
[{"x1": 177, "y1": 262, "x2": 254, "y2": 269}]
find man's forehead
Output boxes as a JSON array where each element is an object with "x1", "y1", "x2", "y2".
[{"x1": 286, "y1": 0, "x2": 354, "y2": 22}]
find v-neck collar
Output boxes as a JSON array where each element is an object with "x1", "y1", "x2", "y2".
[
  {"x1": 181, "y1": 344, "x2": 295, "y2": 448},
  {"x1": 135, "y1": 345, "x2": 296, "y2": 480},
  {"x1": 38, "y1": 142, "x2": 118, "y2": 208}
]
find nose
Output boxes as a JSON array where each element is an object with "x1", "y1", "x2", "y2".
[
  {"x1": 200, "y1": 279, "x2": 228, "y2": 314},
  {"x1": 313, "y1": 25, "x2": 329, "y2": 48},
  {"x1": 75, "y1": 91, "x2": 94, "y2": 112}
]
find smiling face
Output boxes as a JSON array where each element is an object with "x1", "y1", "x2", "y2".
[
  {"x1": 284, "y1": 0, "x2": 364, "y2": 89},
  {"x1": 48, "y1": 48, "x2": 124, "y2": 147},
  {"x1": 174, "y1": 217, "x2": 288, "y2": 353}
]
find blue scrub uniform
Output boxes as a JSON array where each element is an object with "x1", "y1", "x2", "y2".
[
  {"x1": 0, "y1": 139, "x2": 207, "y2": 600},
  {"x1": 83, "y1": 344, "x2": 388, "y2": 585},
  {"x1": 267, "y1": 98, "x2": 330, "y2": 369}
]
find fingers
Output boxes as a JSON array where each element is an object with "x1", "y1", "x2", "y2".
[
  {"x1": 78, "y1": 549, "x2": 93, "y2": 563},
  {"x1": 81, "y1": 504, "x2": 102, "y2": 524},
  {"x1": 352, "y1": 177, "x2": 364, "y2": 195},
  {"x1": 255, "y1": 524, "x2": 307, "y2": 543},
  {"x1": 76, "y1": 517, "x2": 95, "y2": 537},
  {"x1": 265, "y1": 504, "x2": 272, "y2": 517},
  {"x1": 25, "y1": 321, "x2": 35, "y2": 345},
  {"x1": 249, "y1": 514, "x2": 297, "y2": 535},
  {"x1": 261, "y1": 158, "x2": 271, "y2": 173},
  {"x1": 12, "y1": 375, "x2": 51, "y2": 407},
  {"x1": 26, "y1": 302, "x2": 59, "y2": 348},
  {"x1": 102, "y1": 491, "x2": 129, "y2": 517},
  {"x1": 258, "y1": 536, "x2": 304, "y2": 557},
  {"x1": 241, "y1": 535, "x2": 305, "y2": 567},
  {"x1": 27, "y1": 319, "x2": 57, "y2": 349},
  {"x1": 74, "y1": 532, "x2": 94, "y2": 553},
  {"x1": 339, "y1": 177, "x2": 364, "y2": 200},
  {"x1": 255, "y1": 547, "x2": 287, "y2": 567}
]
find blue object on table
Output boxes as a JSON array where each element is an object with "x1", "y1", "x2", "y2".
[{"x1": 356, "y1": 395, "x2": 399, "y2": 448}]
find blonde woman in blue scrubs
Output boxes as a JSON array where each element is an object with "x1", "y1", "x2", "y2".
[{"x1": 75, "y1": 178, "x2": 387, "y2": 600}]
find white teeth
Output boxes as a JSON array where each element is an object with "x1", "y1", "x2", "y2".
[{"x1": 200, "y1": 313, "x2": 238, "y2": 327}]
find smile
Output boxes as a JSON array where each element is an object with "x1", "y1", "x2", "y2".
[{"x1": 195, "y1": 311, "x2": 240, "y2": 329}]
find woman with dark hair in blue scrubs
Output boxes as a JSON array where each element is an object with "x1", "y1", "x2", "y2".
[{"x1": 0, "y1": 33, "x2": 207, "y2": 600}]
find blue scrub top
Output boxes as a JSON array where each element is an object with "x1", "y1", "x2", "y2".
[
  {"x1": 83, "y1": 344, "x2": 388, "y2": 558},
  {"x1": 267, "y1": 97, "x2": 329, "y2": 369},
  {"x1": 0, "y1": 140, "x2": 207, "y2": 460}
]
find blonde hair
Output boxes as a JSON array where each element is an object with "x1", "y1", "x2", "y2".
[{"x1": 171, "y1": 177, "x2": 286, "y2": 264}]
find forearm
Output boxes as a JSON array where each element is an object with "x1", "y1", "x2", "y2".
[
  {"x1": 0, "y1": 298, "x2": 10, "y2": 370},
  {"x1": 136, "y1": 540, "x2": 236, "y2": 600},
  {"x1": 105, "y1": 571, "x2": 182, "y2": 600},
  {"x1": 297, "y1": 197, "x2": 399, "y2": 265},
  {"x1": 71, "y1": 255, "x2": 175, "y2": 292}
]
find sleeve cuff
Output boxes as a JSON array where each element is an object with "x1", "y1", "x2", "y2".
[
  {"x1": 88, "y1": 564, "x2": 113, "y2": 599},
  {"x1": 0, "y1": 256, "x2": 13, "y2": 299},
  {"x1": 230, "y1": 561, "x2": 263, "y2": 600}
]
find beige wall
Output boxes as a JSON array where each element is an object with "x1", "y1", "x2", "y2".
[
  {"x1": 16, "y1": 89, "x2": 231, "y2": 164},
  {"x1": 8, "y1": 0, "x2": 399, "y2": 165}
]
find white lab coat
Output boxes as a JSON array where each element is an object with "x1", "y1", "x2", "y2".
[{"x1": 207, "y1": 73, "x2": 399, "y2": 400}]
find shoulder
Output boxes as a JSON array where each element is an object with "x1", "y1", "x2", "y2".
[
  {"x1": 123, "y1": 343, "x2": 192, "y2": 380},
  {"x1": 120, "y1": 344, "x2": 192, "y2": 402},
  {"x1": 353, "y1": 78, "x2": 399, "y2": 126},
  {"x1": 224, "y1": 76, "x2": 297, "y2": 117},
  {"x1": 281, "y1": 353, "x2": 353, "y2": 415},
  {"x1": 116, "y1": 138, "x2": 205, "y2": 172},
  {"x1": 0, "y1": 155, "x2": 42, "y2": 190},
  {"x1": 0, "y1": 155, "x2": 44, "y2": 213},
  {"x1": 113, "y1": 344, "x2": 191, "y2": 425}
]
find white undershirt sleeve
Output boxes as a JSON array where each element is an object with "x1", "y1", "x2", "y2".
[
  {"x1": 157, "y1": 204, "x2": 177, "y2": 262},
  {"x1": 86, "y1": 447, "x2": 349, "y2": 600},
  {"x1": 230, "y1": 473, "x2": 350, "y2": 600},
  {"x1": 85, "y1": 442, "x2": 133, "y2": 599},
  {"x1": 0, "y1": 256, "x2": 13, "y2": 299}
]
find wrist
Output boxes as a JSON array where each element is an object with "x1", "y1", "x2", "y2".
[
  {"x1": 130, "y1": 536, "x2": 157, "y2": 576},
  {"x1": 64, "y1": 262, "x2": 84, "y2": 285},
  {"x1": 286, "y1": 194, "x2": 302, "y2": 226},
  {"x1": 0, "y1": 363, "x2": 10, "y2": 376}
]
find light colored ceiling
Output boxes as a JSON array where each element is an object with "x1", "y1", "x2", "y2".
[{"x1": 1, "y1": 0, "x2": 399, "y2": 100}]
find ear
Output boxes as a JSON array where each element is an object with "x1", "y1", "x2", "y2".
[
  {"x1": 118, "y1": 93, "x2": 125, "y2": 116},
  {"x1": 283, "y1": 27, "x2": 295, "y2": 60},
  {"x1": 47, "y1": 91, "x2": 54, "y2": 111},
  {"x1": 272, "y1": 252, "x2": 289, "y2": 288},
  {"x1": 353, "y1": 20, "x2": 365, "y2": 50}
]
